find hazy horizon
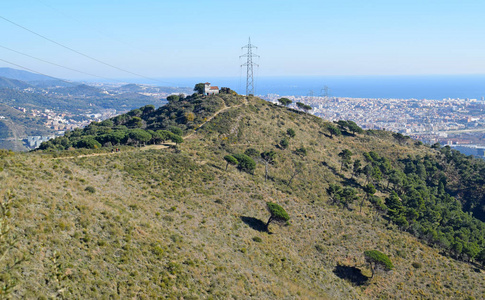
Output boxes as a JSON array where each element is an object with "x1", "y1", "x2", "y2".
[{"x1": 2, "y1": 1, "x2": 485, "y2": 83}]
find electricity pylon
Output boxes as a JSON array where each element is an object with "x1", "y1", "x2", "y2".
[{"x1": 240, "y1": 37, "x2": 259, "y2": 96}]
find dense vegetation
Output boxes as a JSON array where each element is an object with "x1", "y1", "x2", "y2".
[
  {"x1": 38, "y1": 90, "x2": 240, "y2": 151},
  {"x1": 0, "y1": 93, "x2": 483, "y2": 298}
]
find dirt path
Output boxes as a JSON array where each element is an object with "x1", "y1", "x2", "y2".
[
  {"x1": 185, "y1": 98, "x2": 248, "y2": 139},
  {"x1": 53, "y1": 144, "x2": 172, "y2": 160}
]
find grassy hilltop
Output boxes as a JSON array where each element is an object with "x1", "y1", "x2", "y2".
[{"x1": 0, "y1": 92, "x2": 484, "y2": 299}]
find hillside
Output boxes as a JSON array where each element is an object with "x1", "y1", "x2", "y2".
[
  {"x1": 0, "y1": 77, "x2": 32, "y2": 89},
  {"x1": 0, "y1": 67, "x2": 55, "y2": 82},
  {"x1": 1, "y1": 93, "x2": 484, "y2": 298}
]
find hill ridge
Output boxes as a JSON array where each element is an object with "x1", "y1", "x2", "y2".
[{"x1": 1, "y1": 92, "x2": 483, "y2": 298}]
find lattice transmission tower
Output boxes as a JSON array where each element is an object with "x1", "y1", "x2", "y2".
[{"x1": 240, "y1": 37, "x2": 259, "y2": 96}]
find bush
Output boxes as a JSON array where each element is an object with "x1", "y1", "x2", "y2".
[
  {"x1": 244, "y1": 148, "x2": 260, "y2": 158},
  {"x1": 169, "y1": 126, "x2": 183, "y2": 136},
  {"x1": 287, "y1": 128, "x2": 296, "y2": 138},
  {"x1": 280, "y1": 138, "x2": 289, "y2": 149},
  {"x1": 167, "y1": 95, "x2": 180, "y2": 102},
  {"x1": 233, "y1": 154, "x2": 256, "y2": 174},
  {"x1": 85, "y1": 186, "x2": 96, "y2": 193},
  {"x1": 75, "y1": 137, "x2": 101, "y2": 149}
]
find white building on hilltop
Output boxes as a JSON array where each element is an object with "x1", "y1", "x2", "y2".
[{"x1": 204, "y1": 82, "x2": 219, "y2": 95}]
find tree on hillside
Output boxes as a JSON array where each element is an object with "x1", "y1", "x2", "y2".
[
  {"x1": 327, "y1": 124, "x2": 341, "y2": 138},
  {"x1": 353, "y1": 159, "x2": 362, "y2": 178},
  {"x1": 167, "y1": 94, "x2": 180, "y2": 102},
  {"x1": 184, "y1": 112, "x2": 195, "y2": 123},
  {"x1": 393, "y1": 132, "x2": 409, "y2": 145},
  {"x1": 364, "y1": 250, "x2": 394, "y2": 278},
  {"x1": 327, "y1": 184, "x2": 342, "y2": 204},
  {"x1": 338, "y1": 149, "x2": 353, "y2": 171},
  {"x1": 170, "y1": 134, "x2": 183, "y2": 145},
  {"x1": 75, "y1": 137, "x2": 101, "y2": 149},
  {"x1": 296, "y1": 102, "x2": 312, "y2": 112},
  {"x1": 260, "y1": 150, "x2": 276, "y2": 182},
  {"x1": 302, "y1": 104, "x2": 312, "y2": 112},
  {"x1": 361, "y1": 184, "x2": 376, "y2": 212},
  {"x1": 141, "y1": 104, "x2": 155, "y2": 114},
  {"x1": 128, "y1": 116, "x2": 143, "y2": 128},
  {"x1": 233, "y1": 154, "x2": 256, "y2": 174},
  {"x1": 266, "y1": 202, "x2": 290, "y2": 228},
  {"x1": 287, "y1": 160, "x2": 304, "y2": 187},
  {"x1": 194, "y1": 83, "x2": 205, "y2": 94},
  {"x1": 244, "y1": 148, "x2": 260, "y2": 159},
  {"x1": 277, "y1": 98, "x2": 292, "y2": 107},
  {"x1": 336, "y1": 120, "x2": 349, "y2": 130},
  {"x1": 224, "y1": 155, "x2": 238, "y2": 171},
  {"x1": 347, "y1": 121, "x2": 364, "y2": 135},
  {"x1": 169, "y1": 126, "x2": 183, "y2": 136},
  {"x1": 156, "y1": 130, "x2": 173, "y2": 143},
  {"x1": 339, "y1": 187, "x2": 359, "y2": 210},
  {"x1": 363, "y1": 164, "x2": 374, "y2": 184},
  {"x1": 128, "y1": 129, "x2": 152, "y2": 146}
]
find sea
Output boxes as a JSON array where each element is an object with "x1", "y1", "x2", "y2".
[{"x1": 155, "y1": 75, "x2": 485, "y2": 100}]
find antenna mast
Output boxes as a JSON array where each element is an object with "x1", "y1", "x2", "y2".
[{"x1": 240, "y1": 37, "x2": 259, "y2": 96}]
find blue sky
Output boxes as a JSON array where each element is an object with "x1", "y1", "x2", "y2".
[{"x1": 1, "y1": 0, "x2": 485, "y2": 82}]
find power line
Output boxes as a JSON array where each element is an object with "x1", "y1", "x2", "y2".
[
  {"x1": 36, "y1": 0, "x2": 161, "y2": 59},
  {"x1": 0, "y1": 14, "x2": 173, "y2": 85},
  {"x1": 0, "y1": 44, "x2": 125, "y2": 83}
]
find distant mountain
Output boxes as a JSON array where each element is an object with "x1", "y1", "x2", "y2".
[
  {"x1": 0, "y1": 76, "x2": 32, "y2": 89},
  {"x1": 52, "y1": 84, "x2": 107, "y2": 97},
  {"x1": 116, "y1": 83, "x2": 193, "y2": 95},
  {"x1": 0, "y1": 67, "x2": 54, "y2": 82},
  {"x1": 119, "y1": 83, "x2": 146, "y2": 93},
  {"x1": 0, "y1": 68, "x2": 74, "y2": 87}
]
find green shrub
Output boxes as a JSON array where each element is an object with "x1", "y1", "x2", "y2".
[
  {"x1": 244, "y1": 148, "x2": 260, "y2": 158},
  {"x1": 169, "y1": 126, "x2": 183, "y2": 136},
  {"x1": 280, "y1": 138, "x2": 289, "y2": 149},
  {"x1": 287, "y1": 128, "x2": 296, "y2": 138},
  {"x1": 85, "y1": 186, "x2": 96, "y2": 193},
  {"x1": 233, "y1": 154, "x2": 256, "y2": 174}
]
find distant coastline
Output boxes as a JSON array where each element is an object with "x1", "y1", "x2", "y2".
[{"x1": 141, "y1": 75, "x2": 485, "y2": 100}]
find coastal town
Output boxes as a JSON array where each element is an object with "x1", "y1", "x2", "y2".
[{"x1": 263, "y1": 94, "x2": 485, "y2": 158}]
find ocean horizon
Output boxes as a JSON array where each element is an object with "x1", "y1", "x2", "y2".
[{"x1": 141, "y1": 75, "x2": 485, "y2": 100}]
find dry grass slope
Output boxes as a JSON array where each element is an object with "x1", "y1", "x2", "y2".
[{"x1": 0, "y1": 95, "x2": 482, "y2": 299}]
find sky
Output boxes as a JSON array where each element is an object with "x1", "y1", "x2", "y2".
[{"x1": 1, "y1": 0, "x2": 485, "y2": 83}]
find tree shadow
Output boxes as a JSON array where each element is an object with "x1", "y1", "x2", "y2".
[
  {"x1": 341, "y1": 131, "x2": 353, "y2": 137},
  {"x1": 342, "y1": 177, "x2": 362, "y2": 189},
  {"x1": 240, "y1": 216, "x2": 269, "y2": 233},
  {"x1": 207, "y1": 162, "x2": 223, "y2": 170},
  {"x1": 333, "y1": 264, "x2": 369, "y2": 286}
]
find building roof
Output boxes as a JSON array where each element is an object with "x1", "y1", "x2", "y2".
[{"x1": 210, "y1": 86, "x2": 219, "y2": 90}]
